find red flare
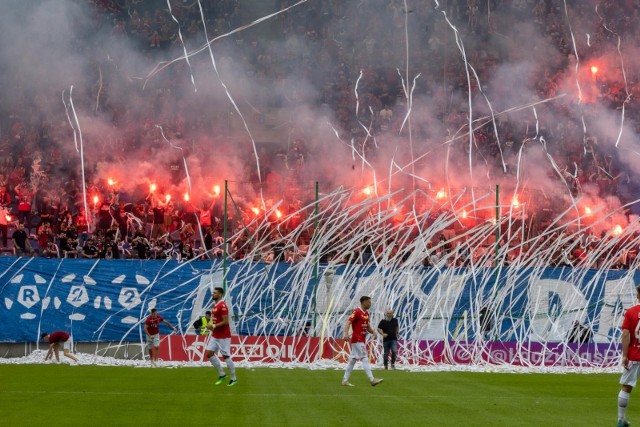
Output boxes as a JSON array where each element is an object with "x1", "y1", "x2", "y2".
[{"x1": 613, "y1": 224, "x2": 623, "y2": 236}]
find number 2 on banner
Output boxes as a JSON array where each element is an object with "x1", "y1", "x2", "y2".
[
  {"x1": 123, "y1": 290, "x2": 135, "y2": 304},
  {"x1": 66, "y1": 285, "x2": 89, "y2": 308},
  {"x1": 71, "y1": 287, "x2": 83, "y2": 302},
  {"x1": 118, "y1": 287, "x2": 141, "y2": 310}
]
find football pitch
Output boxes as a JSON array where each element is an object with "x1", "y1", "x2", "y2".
[{"x1": 0, "y1": 364, "x2": 622, "y2": 426}]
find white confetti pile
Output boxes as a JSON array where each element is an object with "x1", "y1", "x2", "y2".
[{"x1": 0, "y1": 350, "x2": 621, "y2": 375}]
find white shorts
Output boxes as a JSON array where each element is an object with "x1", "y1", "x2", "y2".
[
  {"x1": 205, "y1": 337, "x2": 231, "y2": 357},
  {"x1": 620, "y1": 362, "x2": 640, "y2": 387},
  {"x1": 146, "y1": 334, "x2": 160, "y2": 349},
  {"x1": 54, "y1": 339, "x2": 72, "y2": 352},
  {"x1": 348, "y1": 342, "x2": 367, "y2": 360}
]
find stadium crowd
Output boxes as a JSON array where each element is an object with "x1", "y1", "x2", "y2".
[{"x1": 0, "y1": 0, "x2": 638, "y2": 266}]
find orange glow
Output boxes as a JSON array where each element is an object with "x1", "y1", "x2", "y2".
[
  {"x1": 511, "y1": 196, "x2": 520, "y2": 208},
  {"x1": 584, "y1": 206, "x2": 592, "y2": 216},
  {"x1": 93, "y1": 195, "x2": 99, "y2": 206},
  {"x1": 461, "y1": 210, "x2": 468, "y2": 219},
  {"x1": 213, "y1": 185, "x2": 221, "y2": 197},
  {"x1": 392, "y1": 206, "x2": 402, "y2": 222},
  {"x1": 613, "y1": 224, "x2": 623, "y2": 236},
  {"x1": 275, "y1": 209, "x2": 283, "y2": 219},
  {"x1": 165, "y1": 194, "x2": 171, "y2": 203},
  {"x1": 251, "y1": 207, "x2": 260, "y2": 215},
  {"x1": 362, "y1": 186, "x2": 373, "y2": 196},
  {"x1": 184, "y1": 193, "x2": 190, "y2": 202},
  {"x1": 150, "y1": 183, "x2": 157, "y2": 193},
  {"x1": 590, "y1": 65, "x2": 598, "y2": 75},
  {"x1": 4, "y1": 215, "x2": 11, "y2": 222},
  {"x1": 107, "y1": 177, "x2": 115, "y2": 186},
  {"x1": 436, "y1": 189, "x2": 447, "y2": 200}
]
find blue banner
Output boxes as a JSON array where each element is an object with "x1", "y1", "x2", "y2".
[{"x1": 0, "y1": 258, "x2": 636, "y2": 346}]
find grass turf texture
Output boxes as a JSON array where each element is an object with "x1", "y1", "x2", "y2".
[{"x1": 0, "y1": 365, "x2": 620, "y2": 426}]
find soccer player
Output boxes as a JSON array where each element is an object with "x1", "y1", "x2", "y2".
[
  {"x1": 617, "y1": 285, "x2": 640, "y2": 427},
  {"x1": 144, "y1": 308, "x2": 176, "y2": 363},
  {"x1": 342, "y1": 295, "x2": 383, "y2": 387},
  {"x1": 205, "y1": 287, "x2": 237, "y2": 387},
  {"x1": 41, "y1": 331, "x2": 79, "y2": 363}
]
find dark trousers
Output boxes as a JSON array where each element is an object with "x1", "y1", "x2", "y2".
[
  {"x1": 383, "y1": 340, "x2": 397, "y2": 367},
  {"x1": 18, "y1": 211, "x2": 30, "y2": 232},
  {"x1": 136, "y1": 242, "x2": 148, "y2": 259},
  {"x1": 0, "y1": 224, "x2": 7, "y2": 247}
]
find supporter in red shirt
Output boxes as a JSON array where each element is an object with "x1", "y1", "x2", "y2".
[
  {"x1": 41, "y1": 330, "x2": 79, "y2": 363},
  {"x1": 144, "y1": 308, "x2": 176, "y2": 363}
]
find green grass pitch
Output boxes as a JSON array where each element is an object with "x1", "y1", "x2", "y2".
[{"x1": 0, "y1": 364, "x2": 622, "y2": 426}]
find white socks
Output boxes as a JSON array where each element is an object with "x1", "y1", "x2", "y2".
[
  {"x1": 209, "y1": 356, "x2": 237, "y2": 381},
  {"x1": 361, "y1": 358, "x2": 374, "y2": 381},
  {"x1": 343, "y1": 358, "x2": 376, "y2": 382},
  {"x1": 343, "y1": 359, "x2": 356, "y2": 382},
  {"x1": 208, "y1": 355, "x2": 224, "y2": 376},
  {"x1": 618, "y1": 390, "x2": 630, "y2": 421},
  {"x1": 225, "y1": 358, "x2": 237, "y2": 381}
]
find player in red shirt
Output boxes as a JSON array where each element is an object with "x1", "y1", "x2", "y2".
[
  {"x1": 341, "y1": 296, "x2": 383, "y2": 387},
  {"x1": 41, "y1": 330, "x2": 79, "y2": 363},
  {"x1": 144, "y1": 308, "x2": 176, "y2": 363},
  {"x1": 618, "y1": 286, "x2": 640, "y2": 427},
  {"x1": 204, "y1": 287, "x2": 237, "y2": 386}
]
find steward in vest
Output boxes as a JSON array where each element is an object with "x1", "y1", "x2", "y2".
[{"x1": 193, "y1": 311, "x2": 212, "y2": 335}]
